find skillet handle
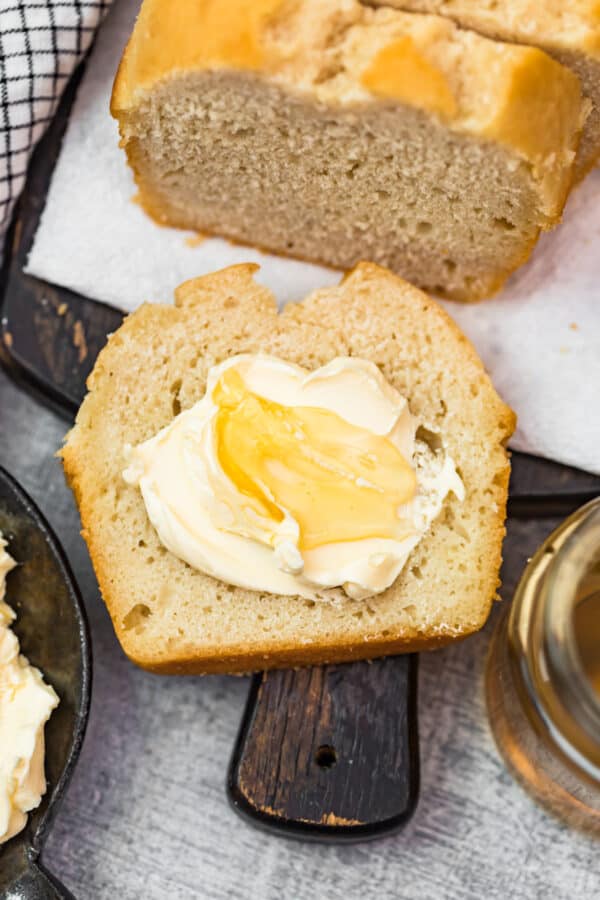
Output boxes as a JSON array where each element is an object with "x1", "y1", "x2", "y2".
[
  {"x1": 227, "y1": 655, "x2": 419, "y2": 841},
  {"x1": 9, "y1": 857, "x2": 75, "y2": 900}
]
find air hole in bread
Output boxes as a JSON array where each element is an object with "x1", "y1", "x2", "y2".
[
  {"x1": 493, "y1": 217, "x2": 516, "y2": 232},
  {"x1": 170, "y1": 378, "x2": 183, "y2": 416},
  {"x1": 123, "y1": 603, "x2": 152, "y2": 631},
  {"x1": 410, "y1": 566, "x2": 423, "y2": 580},
  {"x1": 415, "y1": 425, "x2": 443, "y2": 452},
  {"x1": 314, "y1": 61, "x2": 344, "y2": 84},
  {"x1": 442, "y1": 506, "x2": 470, "y2": 542}
]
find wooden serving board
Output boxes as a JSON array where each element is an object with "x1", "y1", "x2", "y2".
[{"x1": 1, "y1": 69, "x2": 599, "y2": 842}]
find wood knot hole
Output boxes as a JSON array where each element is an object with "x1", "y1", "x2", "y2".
[{"x1": 315, "y1": 745, "x2": 337, "y2": 769}]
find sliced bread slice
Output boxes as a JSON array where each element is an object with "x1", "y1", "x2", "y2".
[
  {"x1": 111, "y1": 0, "x2": 585, "y2": 301},
  {"x1": 370, "y1": 0, "x2": 600, "y2": 181},
  {"x1": 61, "y1": 262, "x2": 515, "y2": 675}
]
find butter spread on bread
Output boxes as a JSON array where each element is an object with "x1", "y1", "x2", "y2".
[
  {"x1": 111, "y1": 0, "x2": 586, "y2": 301},
  {"x1": 123, "y1": 354, "x2": 463, "y2": 601}
]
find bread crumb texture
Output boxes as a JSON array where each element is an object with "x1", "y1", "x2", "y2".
[
  {"x1": 111, "y1": 0, "x2": 585, "y2": 301},
  {"x1": 61, "y1": 263, "x2": 515, "y2": 674}
]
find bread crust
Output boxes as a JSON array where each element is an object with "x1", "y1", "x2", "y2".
[{"x1": 61, "y1": 262, "x2": 515, "y2": 674}]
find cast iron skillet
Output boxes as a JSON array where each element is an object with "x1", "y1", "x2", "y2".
[{"x1": 0, "y1": 466, "x2": 91, "y2": 898}]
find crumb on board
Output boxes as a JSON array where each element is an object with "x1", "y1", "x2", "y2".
[
  {"x1": 73, "y1": 320, "x2": 88, "y2": 364},
  {"x1": 252, "y1": 803, "x2": 363, "y2": 829},
  {"x1": 319, "y1": 812, "x2": 363, "y2": 827},
  {"x1": 57, "y1": 302, "x2": 68, "y2": 316},
  {"x1": 569, "y1": 322, "x2": 578, "y2": 331},
  {"x1": 185, "y1": 233, "x2": 207, "y2": 248},
  {"x1": 3, "y1": 331, "x2": 13, "y2": 348}
]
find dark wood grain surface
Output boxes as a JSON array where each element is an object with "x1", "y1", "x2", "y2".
[{"x1": 229, "y1": 657, "x2": 418, "y2": 840}]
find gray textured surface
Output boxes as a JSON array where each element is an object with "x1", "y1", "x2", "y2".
[{"x1": 0, "y1": 366, "x2": 598, "y2": 899}]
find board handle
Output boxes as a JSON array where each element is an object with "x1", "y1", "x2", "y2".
[{"x1": 228, "y1": 655, "x2": 419, "y2": 841}]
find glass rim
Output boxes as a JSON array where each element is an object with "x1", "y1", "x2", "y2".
[{"x1": 543, "y1": 499, "x2": 600, "y2": 746}]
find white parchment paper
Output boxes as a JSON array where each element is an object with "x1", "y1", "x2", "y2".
[{"x1": 26, "y1": 0, "x2": 600, "y2": 474}]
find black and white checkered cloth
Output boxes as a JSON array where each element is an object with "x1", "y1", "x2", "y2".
[{"x1": 0, "y1": 0, "x2": 112, "y2": 239}]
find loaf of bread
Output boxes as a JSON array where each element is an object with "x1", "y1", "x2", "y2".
[
  {"x1": 372, "y1": 0, "x2": 600, "y2": 181},
  {"x1": 111, "y1": 0, "x2": 585, "y2": 302},
  {"x1": 61, "y1": 262, "x2": 515, "y2": 674}
]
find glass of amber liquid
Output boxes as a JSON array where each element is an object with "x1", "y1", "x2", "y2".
[{"x1": 486, "y1": 498, "x2": 600, "y2": 833}]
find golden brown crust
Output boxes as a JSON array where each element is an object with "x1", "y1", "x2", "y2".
[
  {"x1": 61, "y1": 262, "x2": 515, "y2": 674},
  {"x1": 129, "y1": 630, "x2": 476, "y2": 675},
  {"x1": 111, "y1": 0, "x2": 583, "y2": 169}
]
